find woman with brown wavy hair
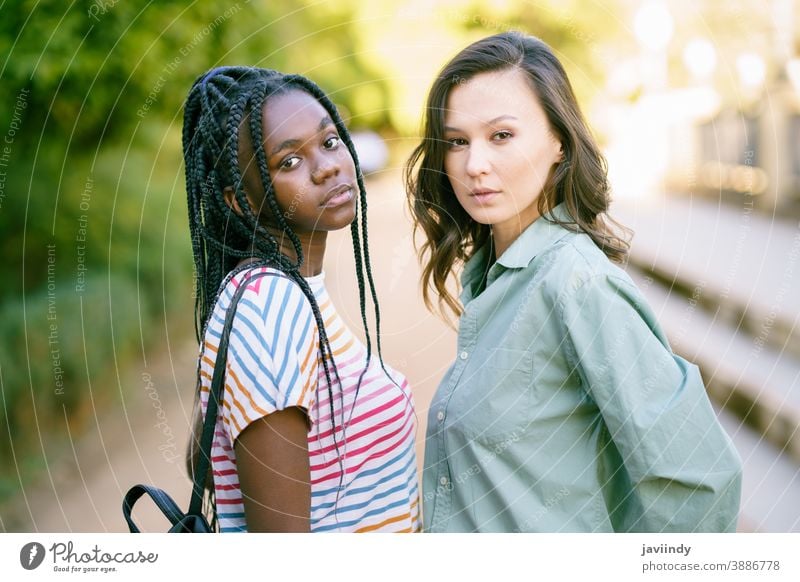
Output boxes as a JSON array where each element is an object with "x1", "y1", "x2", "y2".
[{"x1": 405, "y1": 32, "x2": 741, "y2": 532}]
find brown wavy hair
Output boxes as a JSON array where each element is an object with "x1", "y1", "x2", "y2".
[{"x1": 405, "y1": 31, "x2": 631, "y2": 320}]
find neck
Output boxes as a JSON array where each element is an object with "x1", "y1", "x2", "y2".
[
  {"x1": 491, "y1": 207, "x2": 541, "y2": 260},
  {"x1": 268, "y1": 227, "x2": 327, "y2": 278}
]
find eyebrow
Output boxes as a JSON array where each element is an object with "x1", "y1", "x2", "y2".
[
  {"x1": 444, "y1": 114, "x2": 518, "y2": 132},
  {"x1": 269, "y1": 115, "x2": 335, "y2": 158}
]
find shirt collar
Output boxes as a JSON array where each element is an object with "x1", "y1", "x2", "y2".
[
  {"x1": 460, "y1": 241, "x2": 491, "y2": 305},
  {"x1": 460, "y1": 203, "x2": 574, "y2": 302},
  {"x1": 495, "y1": 202, "x2": 574, "y2": 269}
]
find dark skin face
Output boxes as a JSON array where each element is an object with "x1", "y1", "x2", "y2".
[{"x1": 224, "y1": 89, "x2": 358, "y2": 276}]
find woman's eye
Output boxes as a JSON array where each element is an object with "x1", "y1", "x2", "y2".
[
  {"x1": 323, "y1": 135, "x2": 341, "y2": 149},
  {"x1": 492, "y1": 130, "x2": 513, "y2": 141},
  {"x1": 446, "y1": 137, "x2": 467, "y2": 148},
  {"x1": 279, "y1": 156, "x2": 300, "y2": 170}
]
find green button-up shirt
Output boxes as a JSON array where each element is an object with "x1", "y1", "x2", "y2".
[{"x1": 422, "y1": 204, "x2": 742, "y2": 532}]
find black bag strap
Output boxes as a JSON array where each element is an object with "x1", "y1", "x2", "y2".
[
  {"x1": 188, "y1": 266, "x2": 286, "y2": 516},
  {"x1": 122, "y1": 484, "x2": 213, "y2": 532},
  {"x1": 123, "y1": 484, "x2": 185, "y2": 533}
]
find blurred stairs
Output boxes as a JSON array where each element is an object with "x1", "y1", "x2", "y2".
[{"x1": 614, "y1": 195, "x2": 800, "y2": 532}]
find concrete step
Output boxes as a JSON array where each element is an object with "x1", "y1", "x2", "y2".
[
  {"x1": 717, "y1": 406, "x2": 800, "y2": 533},
  {"x1": 626, "y1": 267, "x2": 800, "y2": 462},
  {"x1": 614, "y1": 196, "x2": 800, "y2": 361}
]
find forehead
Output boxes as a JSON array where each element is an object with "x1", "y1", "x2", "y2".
[
  {"x1": 444, "y1": 69, "x2": 545, "y2": 125},
  {"x1": 262, "y1": 89, "x2": 330, "y2": 142}
]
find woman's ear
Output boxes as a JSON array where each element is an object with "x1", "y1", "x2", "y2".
[{"x1": 223, "y1": 186, "x2": 246, "y2": 216}]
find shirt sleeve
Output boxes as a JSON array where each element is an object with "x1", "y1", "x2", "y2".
[
  {"x1": 557, "y1": 272, "x2": 743, "y2": 532},
  {"x1": 220, "y1": 273, "x2": 319, "y2": 443}
]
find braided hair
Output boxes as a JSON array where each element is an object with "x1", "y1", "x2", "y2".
[{"x1": 183, "y1": 66, "x2": 394, "y2": 526}]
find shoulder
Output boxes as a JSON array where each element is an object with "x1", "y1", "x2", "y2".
[
  {"x1": 220, "y1": 267, "x2": 315, "y2": 331},
  {"x1": 536, "y1": 231, "x2": 639, "y2": 309},
  {"x1": 222, "y1": 266, "x2": 303, "y2": 305}
]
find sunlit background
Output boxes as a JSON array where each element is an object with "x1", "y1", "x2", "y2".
[{"x1": 0, "y1": 0, "x2": 798, "y2": 532}]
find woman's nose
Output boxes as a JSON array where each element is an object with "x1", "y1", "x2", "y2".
[
  {"x1": 311, "y1": 155, "x2": 340, "y2": 184},
  {"x1": 465, "y1": 144, "x2": 491, "y2": 177}
]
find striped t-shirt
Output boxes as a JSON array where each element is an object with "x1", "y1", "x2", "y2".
[{"x1": 199, "y1": 266, "x2": 420, "y2": 532}]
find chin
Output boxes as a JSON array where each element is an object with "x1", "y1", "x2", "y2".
[
  {"x1": 323, "y1": 208, "x2": 358, "y2": 231},
  {"x1": 465, "y1": 208, "x2": 507, "y2": 226}
]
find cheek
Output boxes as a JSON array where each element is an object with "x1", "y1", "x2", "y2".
[
  {"x1": 509, "y1": 143, "x2": 553, "y2": 181},
  {"x1": 270, "y1": 177, "x2": 304, "y2": 213},
  {"x1": 337, "y1": 148, "x2": 357, "y2": 174}
]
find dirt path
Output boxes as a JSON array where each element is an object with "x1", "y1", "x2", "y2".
[
  {"x1": 0, "y1": 172, "x2": 454, "y2": 532},
  {"x1": 0, "y1": 338, "x2": 199, "y2": 532}
]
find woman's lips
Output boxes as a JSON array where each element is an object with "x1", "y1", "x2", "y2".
[
  {"x1": 321, "y1": 184, "x2": 354, "y2": 208},
  {"x1": 470, "y1": 189, "x2": 500, "y2": 204}
]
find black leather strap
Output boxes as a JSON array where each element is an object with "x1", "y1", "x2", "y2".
[
  {"x1": 188, "y1": 267, "x2": 285, "y2": 516},
  {"x1": 123, "y1": 484, "x2": 185, "y2": 533}
]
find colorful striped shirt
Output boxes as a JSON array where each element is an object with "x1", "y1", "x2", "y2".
[{"x1": 199, "y1": 266, "x2": 420, "y2": 532}]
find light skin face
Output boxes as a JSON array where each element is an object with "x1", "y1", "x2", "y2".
[
  {"x1": 224, "y1": 89, "x2": 358, "y2": 277},
  {"x1": 224, "y1": 89, "x2": 358, "y2": 532},
  {"x1": 443, "y1": 68, "x2": 563, "y2": 259}
]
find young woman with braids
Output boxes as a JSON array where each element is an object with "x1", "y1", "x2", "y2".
[
  {"x1": 406, "y1": 32, "x2": 742, "y2": 532},
  {"x1": 184, "y1": 66, "x2": 419, "y2": 532}
]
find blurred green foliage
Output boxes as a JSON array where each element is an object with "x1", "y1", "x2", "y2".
[{"x1": 0, "y1": 274, "x2": 142, "y2": 470}]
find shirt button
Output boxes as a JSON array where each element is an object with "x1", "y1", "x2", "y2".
[
  {"x1": 459, "y1": 350, "x2": 468, "y2": 360},
  {"x1": 436, "y1": 410, "x2": 445, "y2": 422},
  {"x1": 439, "y1": 476, "x2": 449, "y2": 486}
]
